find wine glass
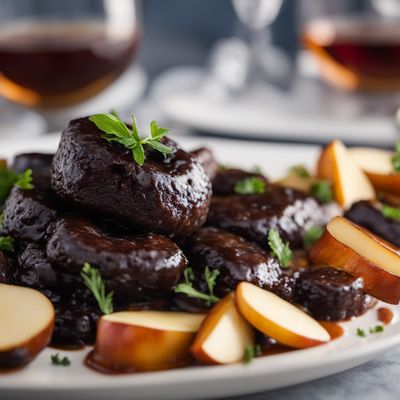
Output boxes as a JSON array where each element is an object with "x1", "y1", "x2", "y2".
[{"x1": 0, "y1": 0, "x2": 141, "y2": 136}]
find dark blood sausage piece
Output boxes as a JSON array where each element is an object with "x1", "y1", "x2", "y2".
[
  {"x1": 52, "y1": 305, "x2": 101, "y2": 347},
  {"x1": 182, "y1": 227, "x2": 295, "y2": 302},
  {"x1": 207, "y1": 184, "x2": 333, "y2": 249},
  {"x1": 191, "y1": 147, "x2": 219, "y2": 181},
  {"x1": 0, "y1": 251, "x2": 7, "y2": 283},
  {"x1": 51, "y1": 117, "x2": 212, "y2": 238},
  {"x1": 1, "y1": 186, "x2": 58, "y2": 242},
  {"x1": 295, "y1": 267, "x2": 377, "y2": 321},
  {"x1": 345, "y1": 200, "x2": 400, "y2": 248},
  {"x1": 212, "y1": 168, "x2": 268, "y2": 196},
  {"x1": 12, "y1": 153, "x2": 53, "y2": 190},
  {"x1": 46, "y1": 217, "x2": 188, "y2": 304}
]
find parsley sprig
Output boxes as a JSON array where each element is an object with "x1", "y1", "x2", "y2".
[
  {"x1": 15, "y1": 169, "x2": 34, "y2": 190},
  {"x1": 51, "y1": 353, "x2": 71, "y2": 366},
  {"x1": 310, "y1": 180, "x2": 333, "y2": 203},
  {"x1": 289, "y1": 164, "x2": 310, "y2": 178},
  {"x1": 234, "y1": 177, "x2": 266, "y2": 194},
  {"x1": 392, "y1": 141, "x2": 400, "y2": 172},
  {"x1": 243, "y1": 344, "x2": 262, "y2": 364},
  {"x1": 268, "y1": 229, "x2": 293, "y2": 269},
  {"x1": 81, "y1": 262, "x2": 113, "y2": 315},
  {"x1": 0, "y1": 236, "x2": 14, "y2": 252},
  {"x1": 89, "y1": 113, "x2": 173, "y2": 166},
  {"x1": 304, "y1": 226, "x2": 324, "y2": 249},
  {"x1": 174, "y1": 266, "x2": 220, "y2": 306},
  {"x1": 0, "y1": 162, "x2": 34, "y2": 205},
  {"x1": 381, "y1": 204, "x2": 400, "y2": 221}
]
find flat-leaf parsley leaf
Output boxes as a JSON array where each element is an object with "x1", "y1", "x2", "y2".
[{"x1": 268, "y1": 229, "x2": 293, "y2": 268}]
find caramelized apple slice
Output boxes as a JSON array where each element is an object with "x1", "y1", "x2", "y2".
[
  {"x1": 0, "y1": 284, "x2": 54, "y2": 368},
  {"x1": 350, "y1": 147, "x2": 400, "y2": 196},
  {"x1": 310, "y1": 216, "x2": 400, "y2": 304},
  {"x1": 93, "y1": 311, "x2": 205, "y2": 372},
  {"x1": 317, "y1": 140, "x2": 375, "y2": 208},
  {"x1": 236, "y1": 282, "x2": 330, "y2": 348},
  {"x1": 191, "y1": 293, "x2": 254, "y2": 365}
]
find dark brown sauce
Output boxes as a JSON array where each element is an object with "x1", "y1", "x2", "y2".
[
  {"x1": 319, "y1": 321, "x2": 345, "y2": 340},
  {"x1": 377, "y1": 307, "x2": 394, "y2": 325}
]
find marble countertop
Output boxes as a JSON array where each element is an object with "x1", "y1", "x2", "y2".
[{"x1": 235, "y1": 345, "x2": 400, "y2": 400}]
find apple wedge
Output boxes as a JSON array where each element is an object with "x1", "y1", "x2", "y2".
[
  {"x1": 349, "y1": 147, "x2": 400, "y2": 196},
  {"x1": 0, "y1": 284, "x2": 55, "y2": 368},
  {"x1": 316, "y1": 140, "x2": 375, "y2": 208},
  {"x1": 191, "y1": 293, "x2": 254, "y2": 365},
  {"x1": 93, "y1": 311, "x2": 205, "y2": 372},
  {"x1": 310, "y1": 216, "x2": 400, "y2": 304},
  {"x1": 236, "y1": 282, "x2": 330, "y2": 348}
]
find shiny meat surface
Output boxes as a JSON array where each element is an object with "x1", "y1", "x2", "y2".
[
  {"x1": 2, "y1": 186, "x2": 58, "y2": 242},
  {"x1": 183, "y1": 227, "x2": 295, "y2": 301},
  {"x1": 295, "y1": 267, "x2": 376, "y2": 321},
  {"x1": 345, "y1": 200, "x2": 400, "y2": 248},
  {"x1": 191, "y1": 147, "x2": 219, "y2": 180},
  {"x1": 51, "y1": 117, "x2": 212, "y2": 238},
  {"x1": 207, "y1": 184, "x2": 333, "y2": 249},
  {"x1": 212, "y1": 168, "x2": 268, "y2": 196}
]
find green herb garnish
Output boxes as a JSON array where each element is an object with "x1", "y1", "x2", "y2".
[
  {"x1": 0, "y1": 162, "x2": 16, "y2": 204},
  {"x1": 0, "y1": 212, "x2": 4, "y2": 230},
  {"x1": 243, "y1": 344, "x2": 262, "y2": 364},
  {"x1": 310, "y1": 180, "x2": 333, "y2": 203},
  {"x1": 51, "y1": 353, "x2": 71, "y2": 366},
  {"x1": 381, "y1": 204, "x2": 400, "y2": 221},
  {"x1": 289, "y1": 164, "x2": 310, "y2": 178},
  {"x1": 356, "y1": 328, "x2": 366, "y2": 337},
  {"x1": 15, "y1": 168, "x2": 34, "y2": 190},
  {"x1": 89, "y1": 113, "x2": 172, "y2": 166},
  {"x1": 268, "y1": 229, "x2": 293, "y2": 269},
  {"x1": 369, "y1": 325, "x2": 384, "y2": 334},
  {"x1": 304, "y1": 226, "x2": 324, "y2": 249},
  {"x1": 174, "y1": 266, "x2": 220, "y2": 306},
  {"x1": 392, "y1": 141, "x2": 400, "y2": 172},
  {"x1": 234, "y1": 177, "x2": 266, "y2": 195},
  {"x1": 81, "y1": 262, "x2": 113, "y2": 315},
  {"x1": 0, "y1": 236, "x2": 14, "y2": 252}
]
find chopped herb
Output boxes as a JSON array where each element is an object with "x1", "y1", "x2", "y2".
[
  {"x1": 356, "y1": 328, "x2": 366, "y2": 337},
  {"x1": 174, "y1": 266, "x2": 220, "y2": 306},
  {"x1": 0, "y1": 162, "x2": 16, "y2": 204},
  {"x1": 0, "y1": 236, "x2": 14, "y2": 252},
  {"x1": 369, "y1": 325, "x2": 384, "y2": 334},
  {"x1": 234, "y1": 177, "x2": 266, "y2": 195},
  {"x1": 15, "y1": 169, "x2": 34, "y2": 190},
  {"x1": 289, "y1": 164, "x2": 310, "y2": 178},
  {"x1": 310, "y1": 180, "x2": 333, "y2": 203},
  {"x1": 243, "y1": 344, "x2": 262, "y2": 364},
  {"x1": 51, "y1": 353, "x2": 71, "y2": 366},
  {"x1": 392, "y1": 141, "x2": 400, "y2": 172},
  {"x1": 304, "y1": 226, "x2": 324, "y2": 249},
  {"x1": 268, "y1": 229, "x2": 293, "y2": 269},
  {"x1": 89, "y1": 113, "x2": 172, "y2": 166},
  {"x1": 81, "y1": 262, "x2": 113, "y2": 314},
  {"x1": 381, "y1": 204, "x2": 400, "y2": 222}
]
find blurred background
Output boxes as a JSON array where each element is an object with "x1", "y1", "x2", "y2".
[{"x1": 0, "y1": 0, "x2": 400, "y2": 146}]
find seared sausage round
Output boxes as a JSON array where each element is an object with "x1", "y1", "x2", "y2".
[
  {"x1": 182, "y1": 227, "x2": 295, "y2": 301},
  {"x1": 46, "y1": 217, "x2": 187, "y2": 303},
  {"x1": 295, "y1": 267, "x2": 376, "y2": 321},
  {"x1": 51, "y1": 117, "x2": 212, "y2": 238},
  {"x1": 2, "y1": 187, "x2": 58, "y2": 242},
  {"x1": 191, "y1": 147, "x2": 219, "y2": 181},
  {"x1": 208, "y1": 184, "x2": 333, "y2": 249}
]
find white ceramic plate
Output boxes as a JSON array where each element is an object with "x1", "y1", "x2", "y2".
[
  {"x1": 1, "y1": 135, "x2": 399, "y2": 400},
  {"x1": 152, "y1": 66, "x2": 399, "y2": 146}
]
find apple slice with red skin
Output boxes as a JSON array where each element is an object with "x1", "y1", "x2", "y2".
[
  {"x1": 317, "y1": 140, "x2": 375, "y2": 208},
  {"x1": 310, "y1": 216, "x2": 400, "y2": 304},
  {"x1": 0, "y1": 284, "x2": 55, "y2": 368},
  {"x1": 92, "y1": 311, "x2": 205, "y2": 372},
  {"x1": 235, "y1": 282, "x2": 330, "y2": 348},
  {"x1": 191, "y1": 293, "x2": 254, "y2": 365},
  {"x1": 349, "y1": 147, "x2": 400, "y2": 196}
]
